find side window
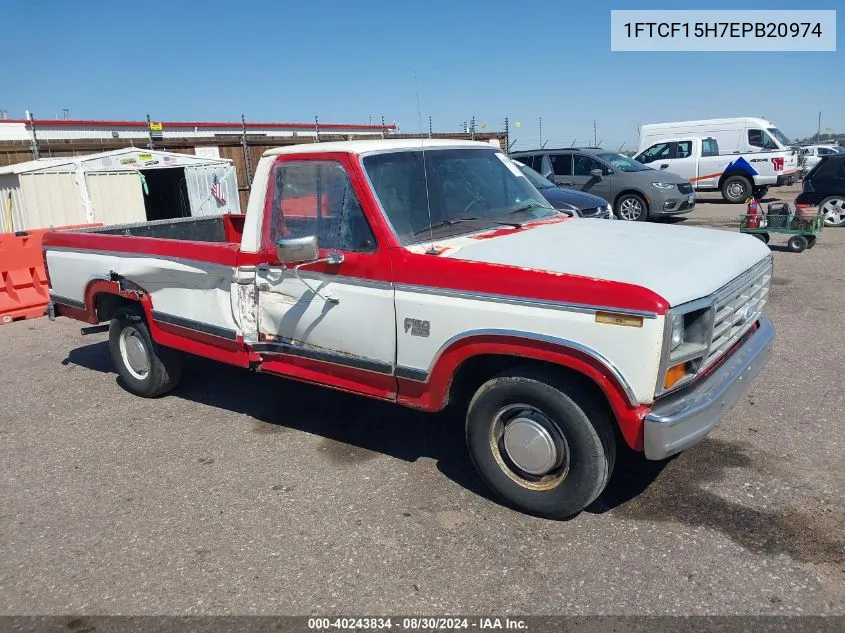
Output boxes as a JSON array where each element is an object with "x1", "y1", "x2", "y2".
[
  {"x1": 818, "y1": 147, "x2": 834, "y2": 156},
  {"x1": 270, "y1": 160, "x2": 376, "y2": 253},
  {"x1": 639, "y1": 142, "x2": 673, "y2": 163},
  {"x1": 676, "y1": 141, "x2": 692, "y2": 158},
  {"x1": 572, "y1": 154, "x2": 605, "y2": 176},
  {"x1": 748, "y1": 129, "x2": 776, "y2": 150},
  {"x1": 550, "y1": 154, "x2": 572, "y2": 176},
  {"x1": 701, "y1": 138, "x2": 719, "y2": 156}
]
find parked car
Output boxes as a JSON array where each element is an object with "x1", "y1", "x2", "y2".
[
  {"x1": 800, "y1": 145, "x2": 842, "y2": 175},
  {"x1": 634, "y1": 136, "x2": 799, "y2": 202},
  {"x1": 794, "y1": 154, "x2": 845, "y2": 227},
  {"x1": 511, "y1": 160, "x2": 614, "y2": 219},
  {"x1": 512, "y1": 148, "x2": 695, "y2": 221},
  {"x1": 44, "y1": 139, "x2": 774, "y2": 520}
]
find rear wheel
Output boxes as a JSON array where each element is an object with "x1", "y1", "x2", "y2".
[
  {"x1": 788, "y1": 235, "x2": 808, "y2": 253},
  {"x1": 109, "y1": 306, "x2": 181, "y2": 397},
  {"x1": 820, "y1": 196, "x2": 845, "y2": 227},
  {"x1": 615, "y1": 193, "x2": 648, "y2": 221},
  {"x1": 752, "y1": 186, "x2": 770, "y2": 199},
  {"x1": 753, "y1": 232, "x2": 770, "y2": 244},
  {"x1": 465, "y1": 367, "x2": 615, "y2": 520},
  {"x1": 721, "y1": 175, "x2": 752, "y2": 203},
  {"x1": 807, "y1": 235, "x2": 817, "y2": 249}
]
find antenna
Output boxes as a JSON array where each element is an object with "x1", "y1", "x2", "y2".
[{"x1": 414, "y1": 71, "x2": 435, "y2": 254}]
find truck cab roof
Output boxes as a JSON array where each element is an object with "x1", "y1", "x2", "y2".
[{"x1": 262, "y1": 139, "x2": 498, "y2": 158}]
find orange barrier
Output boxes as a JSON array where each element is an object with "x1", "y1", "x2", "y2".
[{"x1": 0, "y1": 224, "x2": 100, "y2": 325}]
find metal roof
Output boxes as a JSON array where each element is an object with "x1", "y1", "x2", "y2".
[
  {"x1": 0, "y1": 119, "x2": 396, "y2": 132},
  {"x1": 0, "y1": 147, "x2": 230, "y2": 176}
]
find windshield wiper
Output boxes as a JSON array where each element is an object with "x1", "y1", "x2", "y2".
[
  {"x1": 412, "y1": 216, "x2": 521, "y2": 236},
  {"x1": 507, "y1": 202, "x2": 549, "y2": 216}
]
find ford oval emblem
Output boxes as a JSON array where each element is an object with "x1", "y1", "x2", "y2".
[{"x1": 742, "y1": 304, "x2": 755, "y2": 323}]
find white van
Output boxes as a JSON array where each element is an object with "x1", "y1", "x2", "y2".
[{"x1": 638, "y1": 118, "x2": 793, "y2": 155}]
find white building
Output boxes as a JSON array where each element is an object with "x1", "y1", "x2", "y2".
[
  {"x1": 0, "y1": 147, "x2": 240, "y2": 232},
  {"x1": 0, "y1": 118, "x2": 395, "y2": 144}
]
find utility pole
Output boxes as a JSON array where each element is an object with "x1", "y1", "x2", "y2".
[
  {"x1": 241, "y1": 114, "x2": 252, "y2": 187},
  {"x1": 817, "y1": 111, "x2": 822, "y2": 143},
  {"x1": 504, "y1": 117, "x2": 509, "y2": 155},
  {"x1": 593, "y1": 120, "x2": 597, "y2": 147},
  {"x1": 539, "y1": 116, "x2": 542, "y2": 147},
  {"x1": 428, "y1": 115, "x2": 432, "y2": 138},
  {"x1": 29, "y1": 113, "x2": 40, "y2": 159},
  {"x1": 314, "y1": 115, "x2": 320, "y2": 142},
  {"x1": 381, "y1": 115, "x2": 385, "y2": 139},
  {"x1": 146, "y1": 113, "x2": 155, "y2": 150}
]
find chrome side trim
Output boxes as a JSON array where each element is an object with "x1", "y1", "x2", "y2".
[
  {"x1": 253, "y1": 341, "x2": 394, "y2": 376},
  {"x1": 49, "y1": 293, "x2": 85, "y2": 309},
  {"x1": 151, "y1": 311, "x2": 239, "y2": 341},
  {"x1": 256, "y1": 268, "x2": 394, "y2": 291},
  {"x1": 394, "y1": 366, "x2": 429, "y2": 382},
  {"x1": 420, "y1": 328, "x2": 640, "y2": 406},
  {"x1": 395, "y1": 283, "x2": 658, "y2": 319}
]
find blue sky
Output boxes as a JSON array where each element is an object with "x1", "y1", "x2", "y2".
[{"x1": 2, "y1": 0, "x2": 842, "y2": 149}]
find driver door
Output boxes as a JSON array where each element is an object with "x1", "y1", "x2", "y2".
[{"x1": 253, "y1": 156, "x2": 397, "y2": 398}]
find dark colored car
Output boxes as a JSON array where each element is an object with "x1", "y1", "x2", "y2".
[
  {"x1": 512, "y1": 160, "x2": 614, "y2": 219},
  {"x1": 511, "y1": 148, "x2": 695, "y2": 221},
  {"x1": 794, "y1": 155, "x2": 845, "y2": 227}
]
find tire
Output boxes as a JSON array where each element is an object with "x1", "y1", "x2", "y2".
[
  {"x1": 819, "y1": 196, "x2": 845, "y2": 227},
  {"x1": 721, "y1": 175, "x2": 752, "y2": 203},
  {"x1": 753, "y1": 232, "x2": 770, "y2": 245},
  {"x1": 752, "y1": 186, "x2": 769, "y2": 199},
  {"x1": 807, "y1": 235, "x2": 817, "y2": 249},
  {"x1": 465, "y1": 367, "x2": 616, "y2": 520},
  {"x1": 109, "y1": 306, "x2": 181, "y2": 397},
  {"x1": 615, "y1": 193, "x2": 648, "y2": 221},
  {"x1": 787, "y1": 235, "x2": 808, "y2": 253}
]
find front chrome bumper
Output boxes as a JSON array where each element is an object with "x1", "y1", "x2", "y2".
[{"x1": 643, "y1": 316, "x2": 775, "y2": 460}]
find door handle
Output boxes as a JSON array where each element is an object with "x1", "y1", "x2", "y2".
[{"x1": 660, "y1": 164, "x2": 669, "y2": 169}]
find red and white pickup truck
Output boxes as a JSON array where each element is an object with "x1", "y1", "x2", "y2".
[{"x1": 43, "y1": 139, "x2": 775, "y2": 519}]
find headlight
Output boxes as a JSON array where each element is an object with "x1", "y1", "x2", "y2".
[
  {"x1": 670, "y1": 314, "x2": 684, "y2": 350},
  {"x1": 651, "y1": 182, "x2": 676, "y2": 190}
]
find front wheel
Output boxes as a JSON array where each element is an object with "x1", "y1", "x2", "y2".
[
  {"x1": 721, "y1": 175, "x2": 752, "y2": 203},
  {"x1": 615, "y1": 193, "x2": 648, "y2": 221},
  {"x1": 752, "y1": 186, "x2": 770, "y2": 199},
  {"x1": 753, "y1": 232, "x2": 770, "y2": 245},
  {"x1": 109, "y1": 306, "x2": 182, "y2": 397},
  {"x1": 465, "y1": 368, "x2": 615, "y2": 519}
]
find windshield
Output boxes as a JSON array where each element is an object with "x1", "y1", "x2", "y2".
[
  {"x1": 767, "y1": 127, "x2": 791, "y2": 146},
  {"x1": 597, "y1": 153, "x2": 650, "y2": 172},
  {"x1": 514, "y1": 161, "x2": 555, "y2": 189},
  {"x1": 362, "y1": 148, "x2": 555, "y2": 244}
]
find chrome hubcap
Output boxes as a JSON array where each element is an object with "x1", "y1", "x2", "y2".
[
  {"x1": 822, "y1": 198, "x2": 845, "y2": 226},
  {"x1": 503, "y1": 416, "x2": 559, "y2": 475},
  {"x1": 490, "y1": 404, "x2": 570, "y2": 490},
  {"x1": 119, "y1": 327, "x2": 150, "y2": 380},
  {"x1": 728, "y1": 182, "x2": 746, "y2": 200},
  {"x1": 619, "y1": 198, "x2": 642, "y2": 220}
]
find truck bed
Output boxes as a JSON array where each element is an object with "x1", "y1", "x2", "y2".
[{"x1": 71, "y1": 214, "x2": 246, "y2": 243}]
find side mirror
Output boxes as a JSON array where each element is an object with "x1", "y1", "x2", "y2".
[
  {"x1": 590, "y1": 169, "x2": 603, "y2": 178},
  {"x1": 275, "y1": 235, "x2": 318, "y2": 263},
  {"x1": 542, "y1": 169, "x2": 554, "y2": 180}
]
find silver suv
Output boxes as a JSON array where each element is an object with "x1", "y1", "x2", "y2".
[{"x1": 511, "y1": 148, "x2": 695, "y2": 221}]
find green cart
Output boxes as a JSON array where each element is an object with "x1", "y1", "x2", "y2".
[{"x1": 739, "y1": 208, "x2": 824, "y2": 253}]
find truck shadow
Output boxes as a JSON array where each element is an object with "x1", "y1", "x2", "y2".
[{"x1": 63, "y1": 341, "x2": 844, "y2": 565}]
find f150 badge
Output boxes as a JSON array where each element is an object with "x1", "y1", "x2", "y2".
[{"x1": 404, "y1": 318, "x2": 430, "y2": 337}]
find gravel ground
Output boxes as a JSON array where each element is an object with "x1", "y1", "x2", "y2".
[{"x1": 1, "y1": 184, "x2": 843, "y2": 617}]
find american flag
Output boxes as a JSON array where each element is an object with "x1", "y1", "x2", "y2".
[{"x1": 210, "y1": 174, "x2": 226, "y2": 204}]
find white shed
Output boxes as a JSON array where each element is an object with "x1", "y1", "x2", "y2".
[{"x1": 0, "y1": 148, "x2": 240, "y2": 233}]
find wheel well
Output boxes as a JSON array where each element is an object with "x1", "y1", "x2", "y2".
[
  {"x1": 94, "y1": 293, "x2": 138, "y2": 323},
  {"x1": 613, "y1": 189, "x2": 649, "y2": 210},
  {"x1": 447, "y1": 354, "x2": 613, "y2": 419},
  {"x1": 719, "y1": 170, "x2": 753, "y2": 188}
]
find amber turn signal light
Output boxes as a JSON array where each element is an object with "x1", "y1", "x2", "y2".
[{"x1": 664, "y1": 363, "x2": 686, "y2": 390}]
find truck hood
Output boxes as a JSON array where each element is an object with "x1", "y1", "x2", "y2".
[{"x1": 444, "y1": 220, "x2": 771, "y2": 307}]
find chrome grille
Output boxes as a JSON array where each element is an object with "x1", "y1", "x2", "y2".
[{"x1": 703, "y1": 257, "x2": 772, "y2": 369}]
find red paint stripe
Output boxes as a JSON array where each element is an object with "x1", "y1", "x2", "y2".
[
  {"x1": 2, "y1": 119, "x2": 395, "y2": 132},
  {"x1": 690, "y1": 172, "x2": 723, "y2": 183}
]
